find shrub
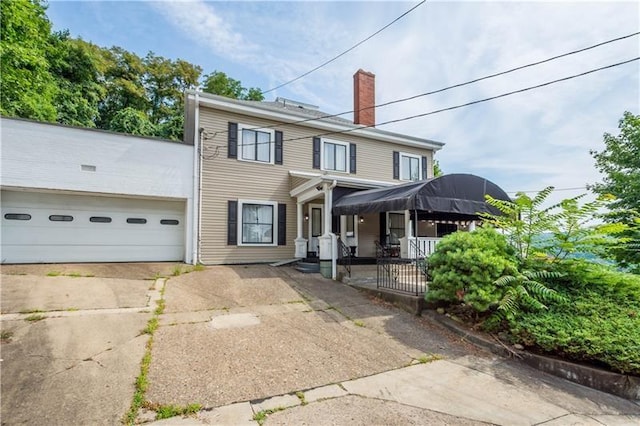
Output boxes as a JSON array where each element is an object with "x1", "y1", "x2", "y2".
[
  {"x1": 509, "y1": 261, "x2": 640, "y2": 375},
  {"x1": 426, "y1": 227, "x2": 518, "y2": 312}
]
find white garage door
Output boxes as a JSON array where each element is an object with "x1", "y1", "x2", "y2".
[{"x1": 1, "y1": 190, "x2": 185, "y2": 263}]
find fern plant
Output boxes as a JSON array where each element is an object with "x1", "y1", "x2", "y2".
[{"x1": 493, "y1": 270, "x2": 565, "y2": 321}]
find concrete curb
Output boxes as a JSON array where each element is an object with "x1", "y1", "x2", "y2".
[
  {"x1": 423, "y1": 310, "x2": 640, "y2": 401},
  {"x1": 347, "y1": 284, "x2": 424, "y2": 315}
]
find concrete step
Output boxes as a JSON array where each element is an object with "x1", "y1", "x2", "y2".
[{"x1": 296, "y1": 262, "x2": 320, "y2": 273}]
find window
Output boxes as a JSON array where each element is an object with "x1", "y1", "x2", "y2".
[
  {"x1": 388, "y1": 213, "x2": 405, "y2": 245},
  {"x1": 49, "y1": 215, "x2": 73, "y2": 222},
  {"x1": 126, "y1": 218, "x2": 147, "y2": 224},
  {"x1": 90, "y1": 216, "x2": 112, "y2": 223},
  {"x1": 322, "y1": 139, "x2": 348, "y2": 172},
  {"x1": 311, "y1": 208, "x2": 322, "y2": 237},
  {"x1": 4, "y1": 213, "x2": 31, "y2": 220},
  {"x1": 160, "y1": 219, "x2": 179, "y2": 225},
  {"x1": 400, "y1": 153, "x2": 421, "y2": 181},
  {"x1": 240, "y1": 202, "x2": 275, "y2": 245},
  {"x1": 240, "y1": 126, "x2": 274, "y2": 163},
  {"x1": 346, "y1": 215, "x2": 355, "y2": 237}
]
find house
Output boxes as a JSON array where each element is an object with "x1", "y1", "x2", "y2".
[
  {"x1": 1, "y1": 69, "x2": 510, "y2": 284},
  {"x1": 0, "y1": 118, "x2": 195, "y2": 264},
  {"x1": 185, "y1": 70, "x2": 452, "y2": 278}
]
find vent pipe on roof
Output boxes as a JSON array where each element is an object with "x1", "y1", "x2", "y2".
[{"x1": 353, "y1": 69, "x2": 375, "y2": 127}]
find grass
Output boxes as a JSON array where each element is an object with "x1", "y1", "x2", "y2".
[
  {"x1": 19, "y1": 309, "x2": 44, "y2": 314},
  {"x1": 46, "y1": 271, "x2": 61, "y2": 277},
  {"x1": 252, "y1": 407, "x2": 286, "y2": 425},
  {"x1": 25, "y1": 314, "x2": 46, "y2": 322},
  {"x1": 353, "y1": 320, "x2": 365, "y2": 327},
  {"x1": 1, "y1": 331, "x2": 14, "y2": 343},
  {"x1": 154, "y1": 403, "x2": 201, "y2": 420},
  {"x1": 171, "y1": 266, "x2": 182, "y2": 276},
  {"x1": 416, "y1": 353, "x2": 443, "y2": 364},
  {"x1": 124, "y1": 283, "x2": 167, "y2": 425},
  {"x1": 295, "y1": 391, "x2": 307, "y2": 405}
]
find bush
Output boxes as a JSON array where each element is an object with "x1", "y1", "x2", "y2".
[
  {"x1": 509, "y1": 261, "x2": 640, "y2": 375},
  {"x1": 426, "y1": 227, "x2": 518, "y2": 312}
]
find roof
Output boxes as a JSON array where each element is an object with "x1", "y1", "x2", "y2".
[
  {"x1": 186, "y1": 90, "x2": 445, "y2": 151},
  {"x1": 332, "y1": 173, "x2": 511, "y2": 216}
]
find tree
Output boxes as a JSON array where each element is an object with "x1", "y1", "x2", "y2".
[
  {"x1": 0, "y1": 0, "x2": 57, "y2": 121},
  {"x1": 590, "y1": 112, "x2": 640, "y2": 272},
  {"x1": 202, "y1": 71, "x2": 264, "y2": 101},
  {"x1": 433, "y1": 160, "x2": 443, "y2": 177}
]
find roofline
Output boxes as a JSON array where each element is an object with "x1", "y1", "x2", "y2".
[
  {"x1": 1, "y1": 115, "x2": 182, "y2": 145},
  {"x1": 186, "y1": 90, "x2": 445, "y2": 151},
  {"x1": 289, "y1": 170, "x2": 396, "y2": 191}
]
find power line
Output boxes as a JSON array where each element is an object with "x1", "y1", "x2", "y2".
[
  {"x1": 278, "y1": 56, "x2": 640, "y2": 144},
  {"x1": 201, "y1": 56, "x2": 638, "y2": 155},
  {"x1": 206, "y1": 31, "x2": 639, "y2": 138},
  {"x1": 260, "y1": 1, "x2": 426, "y2": 94}
]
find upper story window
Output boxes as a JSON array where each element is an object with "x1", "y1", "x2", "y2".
[
  {"x1": 393, "y1": 151, "x2": 427, "y2": 181},
  {"x1": 239, "y1": 125, "x2": 274, "y2": 164},
  {"x1": 228, "y1": 122, "x2": 283, "y2": 165},
  {"x1": 400, "y1": 152, "x2": 421, "y2": 181},
  {"x1": 322, "y1": 139, "x2": 349, "y2": 172},
  {"x1": 314, "y1": 137, "x2": 355, "y2": 173}
]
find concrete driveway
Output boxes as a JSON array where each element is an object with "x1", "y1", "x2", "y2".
[{"x1": 2, "y1": 263, "x2": 639, "y2": 425}]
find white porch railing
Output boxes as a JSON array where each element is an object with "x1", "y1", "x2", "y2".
[{"x1": 407, "y1": 237, "x2": 441, "y2": 259}]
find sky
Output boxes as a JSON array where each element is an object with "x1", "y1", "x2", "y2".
[{"x1": 46, "y1": 0, "x2": 640, "y2": 205}]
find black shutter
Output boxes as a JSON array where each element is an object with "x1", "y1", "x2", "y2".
[
  {"x1": 228, "y1": 122, "x2": 238, "y2": 159},
  {"x1": 393, "y1": 151, "x2": 399, "y2": 179},
  {"x1": 312, "y1": 137, "x2": 321, "y2": 169},
  {"x1": 349, "y1": 143, "x2": 357, "y2": 174},
  {"x1": 379, "y1": 212, "x2": 387, "y2": 245},
  {"x1": 227, "y1": 200, "x2": 237, "y2": 245},
  {"x1": 422, "y1": 156, "x2": 427, "y2": 180},
  {"x1": 277, "y1": 203, "x2": 286, "y2": 246},
  {"x1": 275, "y1": 131, "x2": 283, "y2": 165}
]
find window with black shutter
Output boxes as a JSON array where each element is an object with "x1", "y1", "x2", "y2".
[
  {"x1": 313, "y1": 137, "x2": 321, "y2": 169},
  {"x1": 349, "y1": 143, "x2": 357, "y2": 174},
  {"x1": 228, "y1": 122, "x2": 238, "y2": 158},
  {"x1": 275, "y1": 131, "x2": 283, "y2": 165},
  {"x1": 278, "y1": 203, "x2": 286, "y2": 245},
  {"x1": 228, "y1": 200, "x2": 238, "y2": 245},
  {"x1": 393, "y1": 151, "x2": 400, "y2": 179}
]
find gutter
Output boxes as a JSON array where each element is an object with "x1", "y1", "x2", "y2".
[{"x1": 191, "y1": 90, "x2": 202, "y2": 265}]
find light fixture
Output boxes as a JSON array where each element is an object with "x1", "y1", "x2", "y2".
[
  {"x1": 359, "y1": 216, "x2": 364, "y2": 223},
  {"x1": 304, "y1": 213, "x2": 309, "y2": 221}
]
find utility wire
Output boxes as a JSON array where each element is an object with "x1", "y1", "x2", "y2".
[
  {"x1": 506, "y1": 186, "x2": 587, "y2": 194},
  {"x1": 201, "y1": 56, "x2": 638, "y2": 154},
  {"x1": 260, "y1": 0, "x2": 426, "y2": 94},
  {"x1": 206, "y1": 31, "x2": 639, "y2": 138}
]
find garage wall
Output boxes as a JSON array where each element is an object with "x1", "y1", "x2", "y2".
[
  {"x1": 0, "y1": 118, "x2": 193, "y2": 199},
  {"x1": 1, "y1": 118, "x2": 195, "y2": 263}
]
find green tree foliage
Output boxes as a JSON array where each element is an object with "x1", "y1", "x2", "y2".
[
  {"x1": 591, "y1": 112, "x2": 640, "y2": 273},
  {"x1": 0, "y1": 0, "x2": 57, "y2": 121},
  {"x1": 433, "y1": 160, "x2": 443, "y2": 177},
  {"x1": 1, "y1": 0, "x2": 264, "y2": 140},
  {"x1": 426, "y1": 227, "x2": 518, "y2": 312},
  {"x1": 202, "y1": 71, "x2": 264, "y2": 101},
  {"x1": 483, "y1": 187, "x2": 626, "y2": 264}
]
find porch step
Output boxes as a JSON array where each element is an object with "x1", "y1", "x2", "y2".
[
  {"x1": 270, "y1": 258, "x2": 301, "y2": 267},
  {"x1": 295, "y1": 262, "x2": 320, "y2": 273}
]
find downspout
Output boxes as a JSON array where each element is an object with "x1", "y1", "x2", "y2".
[{"x1": 191, "y1": 90, "x2": 202, "y2": 265}]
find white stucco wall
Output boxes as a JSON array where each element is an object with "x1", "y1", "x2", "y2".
[
  {"x1": 0, "y1": 118, "x2": 193, "y2": 198},
  {"x1": 0, "y1": 117, "x2": 196, "y2": 263}
]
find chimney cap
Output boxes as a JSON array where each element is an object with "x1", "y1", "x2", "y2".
[{"x1": 354, "y1": 69, "x2": 375, "y2": 77}]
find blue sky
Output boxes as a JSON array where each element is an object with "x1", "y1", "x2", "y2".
[{"x1": 47, "y1": 1, "x2": 640, "y2": 204}]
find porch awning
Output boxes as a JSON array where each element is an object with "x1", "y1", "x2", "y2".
[{"x1": 332, "y1": 173, "x2": 511, "y2": 216}]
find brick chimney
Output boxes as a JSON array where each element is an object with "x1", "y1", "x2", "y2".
[{"x1": 353, "y1": 69, "x2": 375, "y2": 127}]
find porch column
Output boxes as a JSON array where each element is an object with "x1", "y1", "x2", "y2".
[
  {"x1": 400, "y1": 210, "x2": 412, "y2": 258},
  {"x1": 468, "y1": 220, "x2": 476, "y2": 231},
  {"x1": 294, "y1": 202, "x2": 307, "y2": 258},
  {"x1": 319, "y1": 181, "x2": 337, "y2": 279}
]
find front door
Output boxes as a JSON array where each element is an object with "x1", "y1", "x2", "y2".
[{"x1": 308, "y1": 204, "x2": 323, "y2": 257}]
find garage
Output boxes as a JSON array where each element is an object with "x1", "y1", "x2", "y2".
[{"x1": 1, "y1": 190, "x2": 186, "y2": 264}]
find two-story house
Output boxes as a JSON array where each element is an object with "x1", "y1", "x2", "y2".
[{"x1": 185, "y1": 70, "x2": 448, "y2": 277}]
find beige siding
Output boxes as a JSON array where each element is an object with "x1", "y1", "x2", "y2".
[{"x1": 198, "y1": 105, "x2": 434, "y2": 264}]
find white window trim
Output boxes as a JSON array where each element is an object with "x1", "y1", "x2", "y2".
[
  {"x1": 399, "y1": 152, "x2": 422, "y2": 181},
  {"x1": 237, "y1": 199, "x2": 278, "y2": 247},
  {"x1": 237, "y1": 123, "x2": 276, "y2": 165},
  {"x1": 321, "y1": 138, "x2": 350, "y2": 173}
]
